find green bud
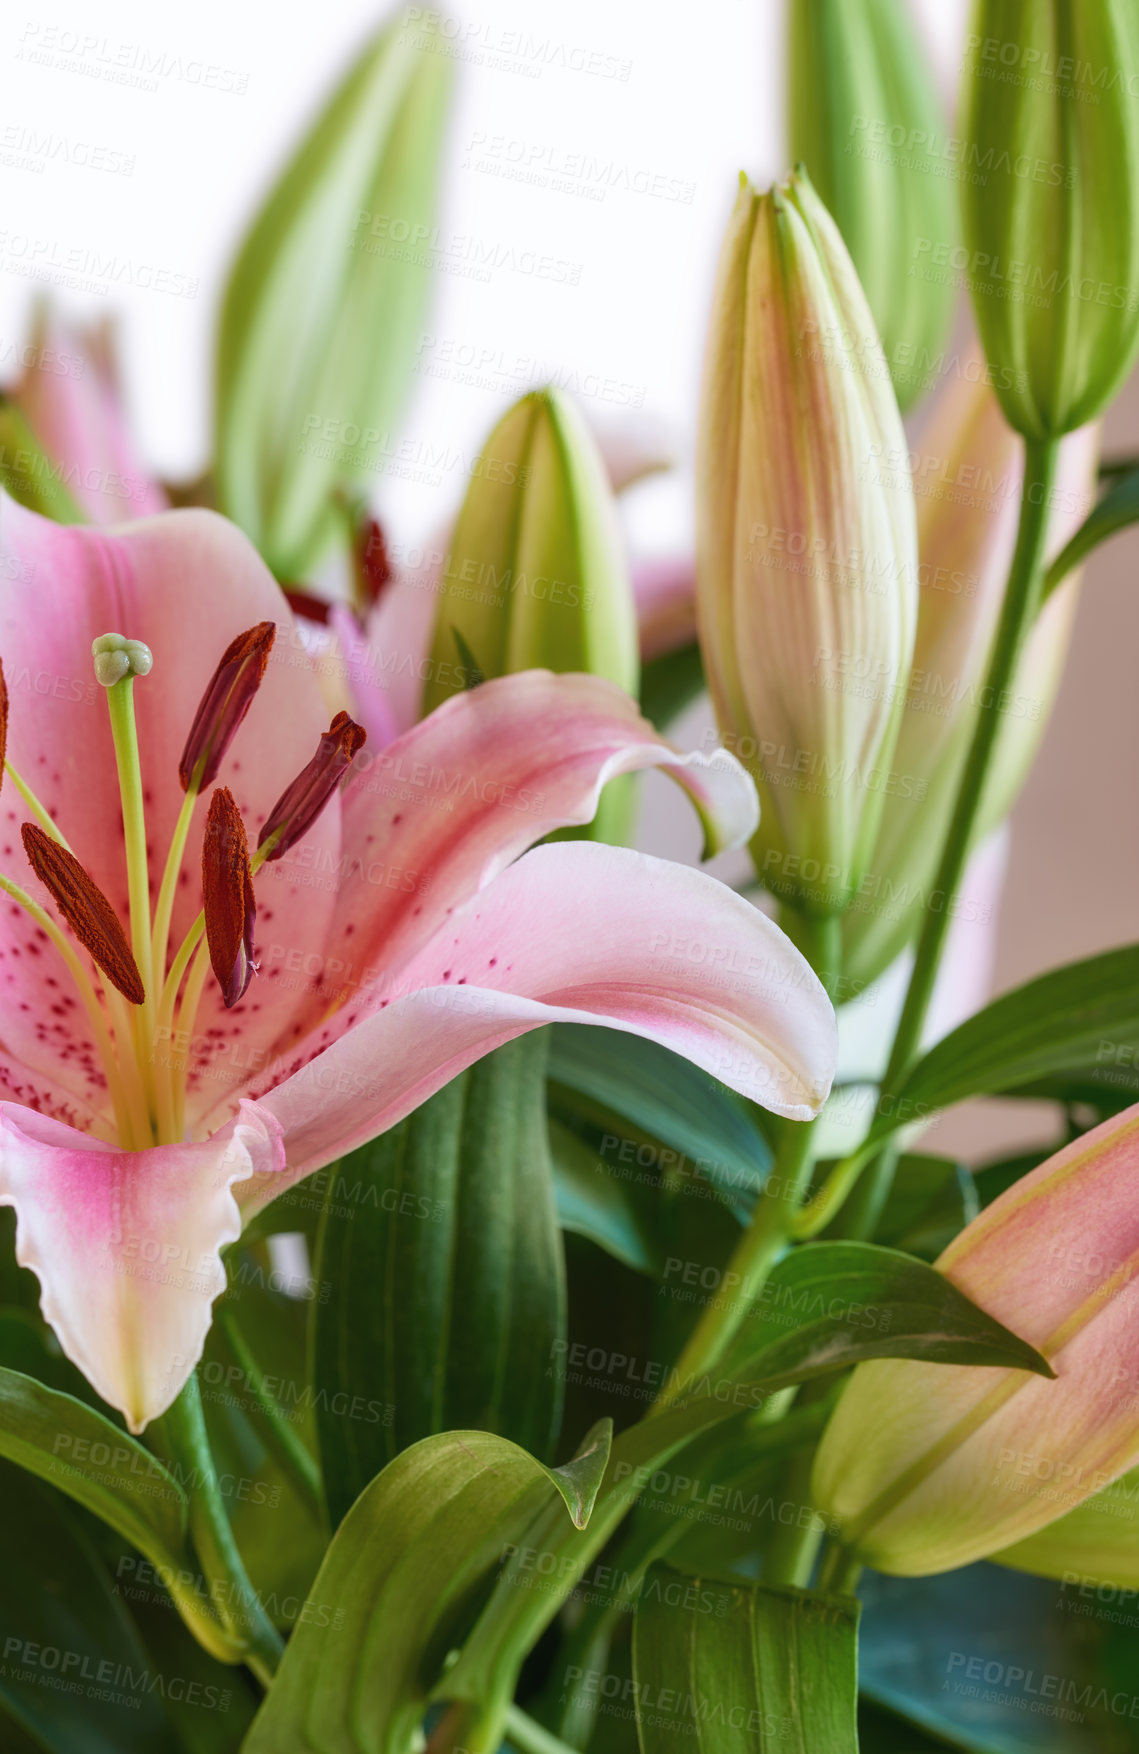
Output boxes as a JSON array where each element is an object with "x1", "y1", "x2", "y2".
[
  {"x1": 961, "y1": 0, "x2": 1139, "y2": 436},
  {"x1": 0, "y1": 401, "x2": 85, "y2": 524},
  {"x1": 215, "y1": 16, "x2": 453, "y2": 580},
  {"x1": 423, "y1": 388, "x2": 638, "y2": 841},
  {"x1": 789, "y1": 0, "x2": 955, "y2": 410},
  {"x1": 423, "y1": 389, "x2": 638, "y2": 713}
]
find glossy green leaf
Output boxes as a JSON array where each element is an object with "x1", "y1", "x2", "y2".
[
  {"x1": 241, "y1": 1420, "x2": 611, "y2": 1754},
  {"x1": 1044, "y1": 468, "x2": 1139, "y2": 601},
  {"x1": 550, "y1": 1117, "x2": 665, "y2": 1276},
  {"x1": 863, "y1": 1153, "x2": 978, "y2": 1261},
  {"x1": 859, "y1": 1564, "x2": 1131, "y2": 1752},
  {"x1": 632, "y1": 1563, "x2": 859, "y2": 1754},
  {"x1": 719, "y1": 1242, "x2": 1052, "y2": 1386},
  {"x1": 0, "y1": 1366, "x2": 190, "y2": 1571},
  {"x1": 441, "y1": 1244, "x2": 1047, "y2": 1723},
  {"x1": 548, "y1": 1024, "x2": 770, "y2": 1214},
  {"x1": 216, "y1": 15, "x2": 452, "y2": 577},
  {"x1": 0, "y1": 1460, "x2": 174, "y2": 1753},
  {"x1": 312, "y1": 1033, "x2": 565, "y2": 1527},
  {"x1": 865, "y1": 945, "x2": 1139, "y2": 1153}
]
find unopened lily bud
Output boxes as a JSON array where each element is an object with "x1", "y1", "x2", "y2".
[
  {"x1": 216, "y1": 17, "x2": 453, "y2": 579},
  {"x1": 812, "y1": 1104, "x2": 1139, "y2": 1576},
  {"x1": 843, "y1": 371, "x2": 1099, "y2": 986},
  {"x1": 258, "y1": 711, "x2": 366, "y2": 861},
  {"x1": 789, "y1": 0, "x2": 955, "y2": 410},
  {"x1": 961, "y1": 0, "x2": 1139, "y2": 436},
  {"x1": 696, "y1": 170, "x2": 917, "y2": 912},
  {"x1": 994, "y1": 1464, "x2": 1139, "y2": 1591},
  {"x1": 422, "y1": 388, "x2": 638, "y2": 718},
  {"x1": 179, "y1": 621, "x2": 276, "y2": 792}
]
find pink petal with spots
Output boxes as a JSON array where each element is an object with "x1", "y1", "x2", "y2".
[
  {"x1": 0, "y1": 494, "x2": 340, "y2": 1132},
  {"x1": 12, "y1": 309, "x2": 167, "y2": 525},
  {"x1": 0, "y1": 1099, "x2": 285, "y2": 1430},
  {"x1": 242, "y1": 841, "x2": 835, "y2": 1210}
]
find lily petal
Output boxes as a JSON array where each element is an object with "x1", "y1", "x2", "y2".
[
  {"x1": 243, "y1": 841, "x2": 835, "y2": 1211},
  {"x1": 0, "y1": 1099, "x2": 285, "y2": 1431}
]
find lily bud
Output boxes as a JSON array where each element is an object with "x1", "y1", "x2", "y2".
[
  {"x1": 843, "y1": 370, "x2": 1099, "y2": 986},
  {"x1": 961, "y1": 0, "x2": 1139, "y2": 436},
  {"x1": 422, "y1": 389, "x2": 638, "y2": 717},
  {"x1": 788, "y1": 0, "x2": 955, "y2": 410},
  {"x1": 696, "y1": 170, "x2": 918, "y2": 913},
  {"x1": 993, "y1": 1465, "x2": 1139, "y2": 1591},
  {"x1": 215, "y1": 17, "x2": 453, "y2": 580},
  {"x1": 258, "y1": 712, "x2": 366, "y2": 861},
  {"x1": 812, "y1": 1104, "x2": 1139, "y2": 1576}
]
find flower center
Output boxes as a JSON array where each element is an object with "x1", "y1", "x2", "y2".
[{"x1": 0, "y1": 625, "x2": 364, "y2": 1152}]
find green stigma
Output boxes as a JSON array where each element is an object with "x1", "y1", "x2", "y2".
[{"x1": 92, "y1": 633, "x2": 154, "y2": 688}]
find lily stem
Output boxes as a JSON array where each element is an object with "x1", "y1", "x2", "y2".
[
  {"x1": 838, "y1": 434, "x2": 1061, "y2": 1238},
  {"x1": 655, "y1": 910, "x2": 840, "y2": 1403},
  {"x1": 157, "y1": 1373, "x2": 283, "y2": 1688}
]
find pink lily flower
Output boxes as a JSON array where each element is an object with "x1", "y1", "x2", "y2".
[
  {"x1": 0, "y1": 493, "x2": 836, "y2": 1433},
  {"x1": 7, "y1": 305, "x2": 166, "y2": 526}
]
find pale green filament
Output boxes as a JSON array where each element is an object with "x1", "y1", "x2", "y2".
[{"x1": 103, "y1": 673, "x2": 158, "y2": 1128}]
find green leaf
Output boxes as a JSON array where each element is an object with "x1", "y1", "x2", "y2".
[
  {"x1": 548, "y1": 1024, "x2": 770, "y2": 1214},
  {"x1": 441, "y1": 1244, "x2": 1048, "y2": 1721},
  {"x1": 241, "y1": 1420, "x2": 611, "y2": 1754},
  {"x1": 550, "y1": 1117, "x2": 666, "y2": 1276},
  {"x1": 639, "y1": 641, "x2": 706, "y2": 730},
  {"x1": 312, "y1": 1034, "x2": 566, "y2": 1527},
  {"x1": 632, "y1": 1563, "x2": 859, "y2": 1754},
  {"x1": 719, "y1": 1242, "x2": 1053, "y2": 1386},
  {"x1": 215, "y1": 17, "x2": 453, "y2": 577},
  {"x1": 1044, "y1": 468, "x2": 1139, "y2": 602},
  {"x1": 865, "y1": 945, "x2": 1139, "y2": 1152},
  {"x1": 0, "y1": 1460, "x2": 175, "y2": 1753},
  {"x1": 859, "y1": 1154, "x2": 978, "y2": 1262},
  {"x1": 0, "y1": 1366, "x2": 190, "y2": 1571},
  {"x1": 859, "y1": 1564, "x2": 1131, "y2": 1753}
]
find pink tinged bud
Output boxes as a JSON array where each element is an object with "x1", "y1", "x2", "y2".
[
  {"x1": 257, "y1": 712, "x2": 366, "y2": 862},
  {"x1": 202, "y1": 788, "x2": 256, "y2": 1009},
  {"x1": 179, "y1": 621, "x2": 277, "y2": 792},
  {"x1": 812, "y1": 1104, "x2": 1139, "y2": 1574},
  {"x1": 696, "y1": 170, "x2": 918, "y2": 911}
]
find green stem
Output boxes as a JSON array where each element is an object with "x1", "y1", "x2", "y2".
[
  {"x1": 817, "y1": 1542, "x2": 863, "y2": 1596},
  {"x1": 505, "y1": 1706, "x2": 584, "y2": 1754},
  {"x1": 157, "y1": 1374, "x2": 284, "y2": 1687},
  {"x1": 217, "y1": 1309, "x2": 324, "y2": 1522},
  {"x1": 656, "y1": 909, "x2": 839, "y2": 1399},
  {"x1": 840, "y1": 436, "x2": 1061, "y2": 1238}
]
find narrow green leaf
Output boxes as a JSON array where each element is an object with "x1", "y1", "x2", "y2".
[
  {"x1": 0, "y1": 1461, "x2": 173, "y2": 1753},
  {"x1": 312, "y1": 1033, "x2": 566, "y2": 1526},
  {"x1": 0, "y1": 1366, "x2": 190, "y2": 1571},
  {"x1": 720, "y1": 1242, "x2": 1053, "y2": 1385},
  {"x1": 1044, "y1": 468, "x2": 1139, "y2": 602},
  {"x1": 865, "y1": 945, "x2": 1139, "y2": 1152},
  {"x1": 859, "y1": 1565, "x2": 1127, "y2": 1753},
  {"x1": 548, "y1": 1024, "x2": 770, "y2": 1211},
  {"x1": 241, "y1": 1420, "x2": 611, "y2": 1754},
  {"x1": 632, "y1": 1564, "x2": 859, "y2": 1754},
  {"x1": 550, "y1": 1117, "x2": 666, "y2": 1276}
]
